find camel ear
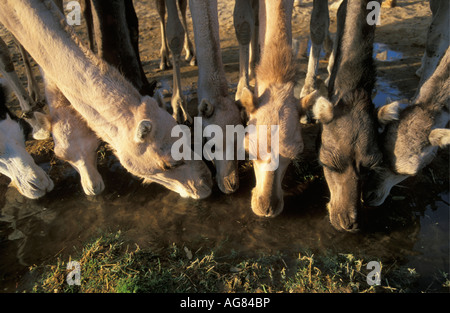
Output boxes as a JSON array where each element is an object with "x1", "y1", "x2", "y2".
[
  {"x1": 429, "y1": 128, "x2": 450, "y2": 148},
  {"x1": 378, "y1": 101, "x2": 402, "y2": 125},
  {"x1": 239, "y1": 87, "x2": 258, "y2": 114},
  {"x1": 299, "y1": 91, "x2": 334, "y2": 124},
  {"x1": 31, "y1": 112, "x2": 52, "y2": 140},
  {"x1": 135, "y1": 119, "x2": 152, "y2": 143},
  {"x1": 198, "y1": 99, "x2": 214, "y2": 118}
]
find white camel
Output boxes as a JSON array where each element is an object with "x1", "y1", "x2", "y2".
[
  {"x1": 0, "y1": 81, "x2": 54, "y2": 199},
  {"x1": 0, "y1": 0, "x2": 213, "y2": 199}
]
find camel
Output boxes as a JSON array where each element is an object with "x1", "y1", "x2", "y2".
[
  {"x1": 364, "y1": 46, "x2": 450, "y2": 206},
  {"x1": 0, "y1": 81, "x2": 54, "y2": 199},
  {"x1": 43, "y1": 0, "x2": 156, "y2": 196},
  {"x1": 233, "y1": 0, "x2": 259, "y2": 102},
  {"x1": 155, "y1": 0, "x2": 195, "y2": 124},
  {"x1": 0, "y1": 0, "x2": 213, "y2": 199},
  {"x1": 189, "y1": 0, "x2": 243, "y2": 194},
  {"x1": 40, "y1": 74, "x2": 105, "y2": 196},
  {"x1": 81, "y1": 0, "x2": 156, "y2": 97},
  {"x1": 302, "y1": 0, "x2": 383, "y2": 232},
  {"x1": 0, "y1": 35, "x2": 50, "y2": 140},
  {"x1": 239, "y1": 0, "x2": 306, "y2": 217},
  {"x1": 414, "y1": 0, "x2": 448, "y2": 96}
]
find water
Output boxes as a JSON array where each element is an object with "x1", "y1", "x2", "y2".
[
  {"x1": 0, "y1": 152, "x2": 448, "y2": 291},
  {"x1": 373, "y1": 43, "x2": 404, "y2": 62},
  {"x1": 373, "y1": 43, "x2": 404, "y2": 107}
]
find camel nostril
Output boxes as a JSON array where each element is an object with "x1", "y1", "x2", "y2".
[{"x1": 29, "y1": 182, "x2": 40, "y2": 191}]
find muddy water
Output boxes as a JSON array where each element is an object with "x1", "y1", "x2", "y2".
[
  {"x1": 1, "y1": 156, "x2": 448, "y2": 291},
  {"x1": 1, "y1": 44, "x2": 449, "y2": 292}
]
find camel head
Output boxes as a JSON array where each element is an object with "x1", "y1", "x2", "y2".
[
  {"x1": 115, "y1": 95, "x2": 213, "y2": 200},
  {"x1": 364, "y1": 47, "x2": 450, "y2": 207},
  {"x1": 363, "y1": 100, "x2": 450, "y2": 206},
  {"x1": 240, "y1": 84, "x2": 303, "y2": 217},
  {"x1": 302, "y1": 90, "x2": 383, "y2": 232},
  {"x1": 0, "y1": 112, "x2": 54, "y2": 199},
  {"x1": 197, "y1": 96, "x2": 242, "y2": 194}
]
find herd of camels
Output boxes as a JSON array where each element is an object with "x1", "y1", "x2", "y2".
[{"x1": 0, "y1": 0, "x2": 448, "y2": 232}]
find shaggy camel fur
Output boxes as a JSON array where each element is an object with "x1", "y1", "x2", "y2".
[
  {"x1": 303, "y1": 0, "x2": 383, "y2": 232},
  {"x1": 0, "y1": 0, "x2": 212, "y2": 199},
  {"x1": 364, "y1": 46, "x2": 450, "y2": 206},
  {"x1": 0, "y1": 82, "x2": 54, "y2": 199},
  {"x1": 240, "y1": 0, "x2": 304, "y2": 217},
  {"x1": 189, "y1": 0, "x2": 242, "y2": 194}
]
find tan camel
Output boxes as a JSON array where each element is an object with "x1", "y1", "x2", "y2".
[
  {"x1": 239, "y1": 0, "x2": 306, "y2": 217},
  {"x1": 364, "y1": 46, "x2": 450, "y2": 206},
  {"x1": 0, "y1": 0, "x2": 212, "y2": 199},
  {"x1": 189, "y1": 0, "x2": 243, "y2": 194}
]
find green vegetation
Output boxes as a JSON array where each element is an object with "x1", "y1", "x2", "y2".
[{"x1": 30, "y1": 231, "x2": 437, "y2": 293}]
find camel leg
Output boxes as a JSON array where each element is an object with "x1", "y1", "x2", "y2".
[
  {"x1": 81, "y1": 0, "x2": 96, "y2": 51},
  {"x1": 249, "y1": 0, "x2": 259, "y2": 79},
  {"x1": 178, "y1": 0, "x2": 196, "y2": 65},
  {"x1": 415, "y1": 0, "x2": 448, "y2": 93},
  {"x1": 234, "y1": 0, "x2": 255, "y2": 101},
  {"x1": 15, "y1": 41, "x2": 42, "y2": 103},
  {"x1": 165, "y1": 0, "x2": 192, "y2": 124},
  {"x1": 156, "y1": 0, "x2": 171, "y2": 70},
  {"x1": 0, "y1": 37, "x2": 49, "y2": 140},
  {"x1": 301, "y1": 0, "x2": 329, "y2": 97}
]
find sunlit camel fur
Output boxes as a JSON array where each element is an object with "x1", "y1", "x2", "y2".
[
  {"x1": 0, "y1": 36, "x2": 50, "y2": 140},
  {"x1": 189, "y1": 0, "x2": 243, "y2": 194},
  {"x1": 0, "y1": 82, "x2": 54, "y2": 199},
  {"x1": 155, "y1": 0, "x2": 195, "y2": 124},
  {"x1": 303, "y1": 0, "x2": 383, "y2": 232},
  {"x1": 240, "y1": 0, "x2": 310, "y2": 218},
  {"x1": 364, "y1": 46, "x2": 450, "y2": 206},
  {"x1": 0, "y1": 0, "x2": 212, "y2": 199},
  {"x1": 41, "y1": 76, "x2": 105, "y2": 196}
]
